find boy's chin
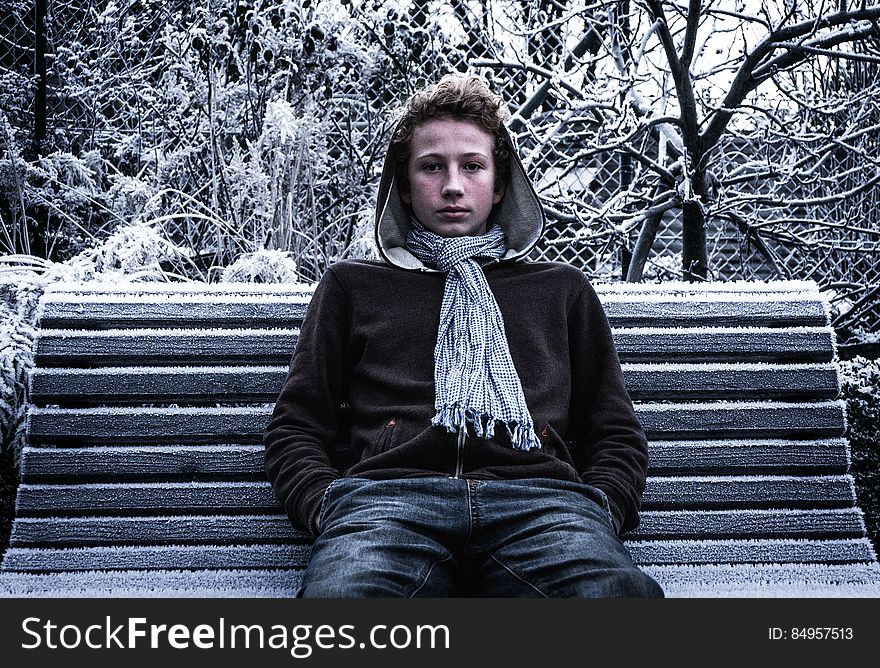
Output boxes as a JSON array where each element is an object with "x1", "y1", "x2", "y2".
[{"x1": 424, "y1": 221, "x2": 488, "y2": 238}]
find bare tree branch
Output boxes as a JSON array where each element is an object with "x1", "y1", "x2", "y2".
[
  {"x1": 755, "y1": 22, "x2": 880, "y2": 80},
  {"x1": 643, "y1": 0, "x2": 701, "y2": 150},
  {"x1": 679, "y1": 0, "x2": 701, "y2": 68},
  {"x1": 470, "y1": 58, "x2": 585, "y2": 99},
  {"x1": 702, "y1": 6, "x2": 880, "y2": 151},
  {"x1": 768, "y1": 41, "x2": 880, "y2": 65}
]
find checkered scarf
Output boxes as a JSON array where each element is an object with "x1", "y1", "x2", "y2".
[{"x1": 406, "y1": 219, "x2": 541, "y2": 451}]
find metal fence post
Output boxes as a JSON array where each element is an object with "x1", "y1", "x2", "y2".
[{"x1": 32, "y1": 0, "x2": 47, "y2": 156}]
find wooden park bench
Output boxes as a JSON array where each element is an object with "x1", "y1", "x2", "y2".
[{"x1": 2, "y1": 278, "x2": 880, "y2": 597}]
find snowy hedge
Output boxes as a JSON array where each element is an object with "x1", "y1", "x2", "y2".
[
  {"x1": 0, "y1": 275, "x2": 43, "y2": 559},
  {"x1": 0, "y1": 278, "x2": 41, "y2": 466},
  {"x1": 839, "y1": 356, "x2": 880, "y2": 555}
]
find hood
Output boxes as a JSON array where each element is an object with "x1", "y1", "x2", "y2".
[{"x1": 374, "y1": 121, "x2": 546, "y2": 271}]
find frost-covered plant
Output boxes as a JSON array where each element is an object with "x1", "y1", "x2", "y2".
[
  {"x1": 2, "y1": 0, "x2": 472, "y2": 282},
  {"x1": 0, "y1": 263, "x2": 47, "y2": 561},
  {"x1": 642, "y1": 253, "x2": 683, "y2": 281},
  {"x1": 839, "y1": 356, "x2": 880, "y2": 557},
  {"x1": 220, "y1": 248, "x2": 299, "y2": 283},
  {"x1": 16, "y1": 150, "x2": 114, "y2": 259},
  {"x1": 79, "y1": 223, "x2": 193, "y2": 280},
  {"x1": 0, "y1": 275, "x2": 42, "y2": 466}
]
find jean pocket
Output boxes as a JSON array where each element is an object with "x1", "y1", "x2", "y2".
[
  {"x1": 317, "y1": 478, "x2": 345, "y2": 532},
  {"x1": 582, "y1": 484, "x2": 616, "y2": 530}
]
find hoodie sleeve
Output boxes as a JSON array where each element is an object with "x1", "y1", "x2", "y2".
[
  {"x1": 263, "y1": 267, "x2": 349, "y2": 536},
  {"x1": 567, "y1": 277, "x2": 649, "y2": 535}
]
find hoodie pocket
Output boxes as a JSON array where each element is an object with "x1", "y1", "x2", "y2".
[{"x1": 538, "y1": 423, "x2": 577, "y2": 468}]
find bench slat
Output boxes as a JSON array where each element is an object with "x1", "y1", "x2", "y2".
[
  {"x1": 29, "y1": 363, "x2": 842, "y2": 404},
  {"x1": 8, "y1": 515, "x2": 307, "y2": 546},
  {"x1": 630, "y1": 509, "x2": 865, "y2": 539},
  {"x1": 35, "y1": 329, "x2": 299, "y2": 367},
  {"x1": 42, "y1": 279, "x2": 816, "y2": 295},
  {"x1": 0, "y1": 569, "x2": 303, "y2": 598},
  {"x1": 31, "y1": 366, "x2": 290, "y2": 404},
  {"x1": 2, "y1": 538, "x2": 873, "y2": 572},
  {"x1": 593, "y1": 281, "x2": 822, "y2": 294},
  {"x1": 41, "y1": 282, "x2": 317, "y2": 295},
  {"x1": 20, "y1": 445, "x2": 267, "y2": 480},
  {"x1": 34, "y1": 326, "x2": 835, "y2": 366},
  {"x1": 647, "y1": 438, "x2": 850, "y2": 474},
  {"x1": 19, "y1": 438, "x2": 851, "y2": 481},
  {"x1": 624, "y1": 363, "x2": 839, "y2": 400},
  {"x1": 26, "y1": 401, "x2": 847, "y2": 444},
  {"x1": 643, "y1": 475, "x2": 855, "y2": 508},
  {"x1": 642, "y1": 563, "x2": 880, "y2": 598},
  {"x1": 37, "y1": 293, "x2": 828, "y2": 329},
  {"x1": 9, "y1": 564, "x2": 880, "y2": 598},
  {"x1": 9, "y1": 509, "x2": 865, "y2": 547},
  {"x1": 13, "y1": 476, "x2": 855, "y2": 517},
  {"x1": 0, "y1": 545, "x2": 310, "y2": 571},
  {"x1": 38, "y1": 297, "x2": 312, "y2": 329},
  {"x1": 637, "y1": 401, "x2": 845, "y2": 439},
  {"x1": 15, "y1": 481, "x2": 280, "y2": 515},
  {"x1": 599, "y1": 294, "x2": 828, "y2": 327},
  {"x1": 627, "y1": 538, "x2": 877, "y2": 565},
  {"x1": 612, "y1": 327, "x2": 834, "y2": 363}
]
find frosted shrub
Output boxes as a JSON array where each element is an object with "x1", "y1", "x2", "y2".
[
  {"x1": 642, "y1": 253, "x2": 683, "y2": 281},
  {"x1": 3, "y1": 0, "x2": 469, "y2": 283},
  {"x1": 80, "y1": 223, "x2": 191, "y2": 280},
  {"x1": 839, "y1": 356, "x2": 880, "y2": 556},
  {"x1": 0, "y1": 277, "x2": 42, "y2": 465},
  {"x1": 0, "y1": 272, "x2": 42, "y2": 560},
  {"x1": 220, "y1": 249, "x2": 299, "y2": 284},
  {"x1": 840, "y1": 356, "x2": 880, "y2": 448},
  {"x1": 841, "y1": 357, "x2": 880, "y2": 400},
  {"x1": 107, "y1": 174, "x2": 164, "y2": 223}
]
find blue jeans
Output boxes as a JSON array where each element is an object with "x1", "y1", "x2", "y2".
[{"x1": 297, "y1": 476, "x2": 664, "y2": 598}]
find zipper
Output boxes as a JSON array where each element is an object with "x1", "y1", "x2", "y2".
[
  {"x1": 375, "y1": 417, "x2": 397, "y2": 455},
  {"x1": 453, "y1": 428, "x2": 466, "y2": 478}
]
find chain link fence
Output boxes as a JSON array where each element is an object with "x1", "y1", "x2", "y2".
[{"x1": 2, "y1": 0, "x2": 878, "y2": 344}]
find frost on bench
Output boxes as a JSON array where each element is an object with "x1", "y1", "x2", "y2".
[{"x1": 3, "y1": 279, "x2": 880, "y2": 598}]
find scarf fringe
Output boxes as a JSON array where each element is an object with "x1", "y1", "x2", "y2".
[{"x1": 433, "y1": 404, "x2": 542, "y2": 451}]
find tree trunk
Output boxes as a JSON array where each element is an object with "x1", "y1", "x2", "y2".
[
  {"x1": 681, "y1": 202, "x2": 708, "y2": 281},
  {"x1": 681, "y1": 170, "x2": 709, "y2": 282},
  {"x1": 626, "y1": 211, "x2": 663, "y2": 282}
]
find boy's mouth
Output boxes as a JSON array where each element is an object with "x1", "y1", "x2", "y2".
[{"x1": 438, "y1": 207, "x2": 468, "y2": 219}]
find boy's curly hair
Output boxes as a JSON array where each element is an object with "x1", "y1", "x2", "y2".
[{"x1": 391, "y1": 74, "x2": 512, "y2": 197}]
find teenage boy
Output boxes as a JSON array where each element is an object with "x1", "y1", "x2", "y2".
[{"x1": 264, "y1": 74, "x2": 664, "y2": 598}]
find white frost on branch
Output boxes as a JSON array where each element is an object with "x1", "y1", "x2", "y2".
[
  {"x1": 220, "y1": 249, "x2": 300, "y2": 284},
  {"x1": 80, "y1": 223, "x2": 190, "y2": 279}
]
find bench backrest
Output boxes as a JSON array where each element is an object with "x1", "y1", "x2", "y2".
[{"x1": 3, "y1": 279, "x2": 876, "y2": 576}]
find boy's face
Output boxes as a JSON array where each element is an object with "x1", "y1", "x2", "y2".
[{"x1": 401, "y1": 117, "x2": 503, "y2": 238}]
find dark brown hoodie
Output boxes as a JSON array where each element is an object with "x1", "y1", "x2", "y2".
[{"x1": 263, "y1": 123, "x2": 649, "y2": 537}]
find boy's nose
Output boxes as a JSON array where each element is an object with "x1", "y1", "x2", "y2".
[{"x1": 442, "y1": 170, "x2": 464, "y2": 196}]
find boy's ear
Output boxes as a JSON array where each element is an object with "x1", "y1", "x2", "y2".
[
  {"x1": 493, "y1": 180, "x2": 505, "y2": 202},
  {"x1": 400, "y1": 188, "x2": 411, "y2": 205}
]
